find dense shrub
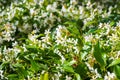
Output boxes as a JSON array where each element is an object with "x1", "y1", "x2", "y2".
[{"x1": 0, "y1": 0, "x2": 120, "y2": 80}]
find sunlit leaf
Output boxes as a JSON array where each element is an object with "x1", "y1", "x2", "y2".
[
  {"x1": 63, "y1": 61, "x2": 75, "y2": 73},
  {"x1": 43, "y1": 72, "x2": 49, "y2": 80},
  {"x1": 108, "y1": 58, "x2": 120, "y2": 68},
  {"x1": 74, "y1": 73, "x2": 82, "y2": 80}
]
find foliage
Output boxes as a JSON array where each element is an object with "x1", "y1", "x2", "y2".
[{"x1": 0, "y1": 0, "x2": 120, "y2": 80}]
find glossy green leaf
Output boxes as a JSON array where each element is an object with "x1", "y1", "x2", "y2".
[
  {"x1": 114, "y1": 65, "x2": 120, "y2": 79},
  {"x1": 93, "y1": 41, "x2": 106, "y2": 68},
  {"x1": 108, "y1": 58, "x2": 120, "y2": 68}
]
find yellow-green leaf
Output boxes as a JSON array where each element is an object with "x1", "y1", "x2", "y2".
[
  {"x1": 108, "y1": 58, "x2": 120, "y2": 68},
  {"x1": 43, "y1": 72, "x2": 49, "y2": 80}
]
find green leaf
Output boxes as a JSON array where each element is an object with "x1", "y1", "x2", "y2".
[
  {"x1": 30, "y1": 59, "x2": 40, "y2": 72},
  {"x1": 76, "y1": 19, "x2": 84, "y2": 30},
  {"x1": 7, "y1": 74, "x2": 18, "y2": 80},
  {"x1": 74, "y1": 63, "x2": 88, "y2": 79},
  {"x1": 84, "y1": 20, "x2": 96, "y2": 27},
  {"x1": 0, "y1": 61, "x2": 9, "y2": 69},
  {"x1": 40, "y1": 74, "x2": 44, "y2": 80},
  {"x1": 64, "y1": 21, "x2": 80, "y2": 36},
  {"x1": 43, "y1": 0, "x2": 49, "y2": 7},
  {"x1": 16, "y1": 68, "x2": 28, "y2": 79},
  {"x1": 43, "y1": 72, "x2": 49, "y2": 80},
  {"x1": 64, "y1": 20, "x2": 76, "y2": 25},
  {"x1": 114, "y1": 65, "x2": 120, "y2": 79},
  {"x1": 93, "y1": 41, "x2": 106, "y2": 68},
  {"x1": 87, "y1": 28, "x2": 98, "y2": 34},
  {"x1": 26, "y1": 45, "x2": 38, "y2": 53},
  {"x1": 7, "y1": 74, "x2": 18, "y2": 78},
  {"x1": 63, "y1": 65, "x2": 74, "y2": 73},
  {"x1": 39, "y1": 64, "x2": 48, "y2": 70},
  {"x1": 74, "y1": 73, "x2": 82, "y2": 80},
  {"x1": 110, "y1": 21, "x2": 115, "y2": 26},
  {"x1": 12, "y1": 63, "x2": 23, "y2": 68},
  {"x1": 63, "y1": 61, "x2": 75, "y2": 73},
  {"x1": 78, "y1": 37, "x2": 84, "y2": 50},
  {"x1": 108, "y1": 58, "x2": 120, "y2": 68},
  {"x1": 28, "y1": 0, "x2": 34, "y2": 3}
]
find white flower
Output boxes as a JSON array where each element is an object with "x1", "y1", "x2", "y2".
[
  {"x1": 104, "y1": 72, "x2": 116, "y2": 80},
  {"x1": 86, "y1": 1, "x2": 93, "y2": 9},
  {"x1": 83, "y1": 45, "x2": 90, "y2": 50},
  {"x1": 12, "y1": 41, "x2": 18, "y2": 47},
  {"x1": 28, "y1": 34, "x2": 38, "y2": 44},
  {"x1": 116, "y1": 51, "x2": 120, "y2": 58},
  {"x1": 73, "y1": 46, "x2": 79, "y2": 54},
  {"x1": 2, "y1": 31, "x2": 14, "y2": 42},
  {"x1": 41, "y1": 43, "x2": 48, "y2": 48},
  {"x1": 54, "y1": 49, "x2": 65, "y2": 64},
  {"x1": 84, "y1": 34, "x2": 93, "y2": 42},
  {"x1": 61, "y1": 5, "x2": 67, "y2": 12},
  {"x1": 94, "y1": 69, "x2": 101, "y2": 78},
  {"x1": 55, "y1": 25, "x2": 68, "y2": 46},
  {"x1": 30, "y1": 8, "x2": 35, "y2": 15},
  {"x1": 65, "y1": 75, "x2": 72, "y2": 80},
  {"x1": 70, "y1": 0, "x2": 77, "y2": 5},
  {"x1": 0, "y1": 70, "x2": 4, "y2": 79},
  {"x1": 116, "y1": 21, "x2": 120, "y2": 27},
  {"x1": 22, "y1": 44, "x2": 27, "y2": 52},
  {"x1": 13, "y1": 48, "x2": 21, "y2": 57},
  {"x1": 85, "y1": 62, "x2": 94, "y2": 71},
  {"x1": 41, "y1": 12, "x2": 48, "y2": 18},
  {"x1": 41, "y1": 29, "x2": 51, "y2": 45},
  {"x1": 79, "y1": 6, "x2": 84, "y2": 15},
  {"x1": 46, "y1": 4, "x2": 56, "y2": 12}
]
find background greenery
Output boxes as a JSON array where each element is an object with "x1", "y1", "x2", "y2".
[{"x1": 0, "y1": 0, "x2": 120, "y2": 80}]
